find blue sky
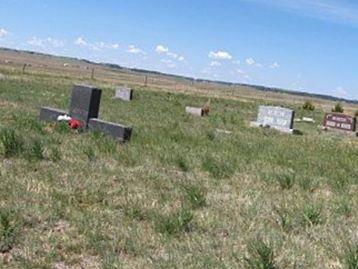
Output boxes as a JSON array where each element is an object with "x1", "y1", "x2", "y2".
[{"x1": 0, "y1": 0, "x2": 357, "y2": 100}]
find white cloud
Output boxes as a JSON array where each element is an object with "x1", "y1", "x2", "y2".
[
  {"x1": 155, "y1": 45, "x2": 169, "y2": 54},
  {"x1": 245, "y1": 58, "x2": 255, "y2": 66},
  {"x1": 236, "y1": 68, "x2": 245, "y2": 74},
  {"x1": 95, "y1": 41, "x2": 120, "y2": 50},
  {"x1": 161, "y1": 59, "x2": 176, "y2": 68},
  {"x1": 270, "y1": 62, "x2": 280, "y2": 69},
  {"x1": 335, "y1": 86, "x2": 347, "y2": 97},
  {"x1": 75, "y1": 37, "x2": 119, "y2": 51},
  {"x1": 127, "y1": 45, "x2": 145, "y2": 55},
  {"x1": 245, "y1": 57, "x2": 263, "y2": 67},
  {"x1": 75, "y1": 37, "x2": 87, "y2": 46},
  {"x1": 209, "y1": 50, "x2": 233, "y2": 60},
  {"x1": 0, "y1": 28, "x2": 8, "y2": 38},
  {"x1": 210, "y1": 61, "x2": 222, "y2": 67},
  {"x1": 155, "y1": 44, "x2": 185, "y2": 62},
  {"x1": 27, "y1": 37, "x2": 65, "y2": 48}
]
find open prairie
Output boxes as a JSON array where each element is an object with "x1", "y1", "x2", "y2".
[{"x1": 0, "y1": 51, "x2": 357, "y2": 268}]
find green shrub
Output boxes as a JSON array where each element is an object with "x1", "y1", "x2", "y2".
[
  {"x1": 354, "y1": 110, "x2": 358, "y2": 118},
  {"x1": 155, "y1": 209, "x2": 193, "y2": 235},
  {"x1": 302, "y1": 101, "x2": 315, "y2": 111},
  {"x1": 0, "y1": 128, "x2": 24, "y2": 158},
  {"x1": 244, "y1": 238, "x2": 278, "y2": 269},
  {"x1": 332, "y1": 103, "x2": 344, "y2": 113}
]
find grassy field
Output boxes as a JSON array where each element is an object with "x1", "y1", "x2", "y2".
[{"x1": 0, "y1": 69, "x2": 357, "y2": 268}]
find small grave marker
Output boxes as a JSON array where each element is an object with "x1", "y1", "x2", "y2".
[
  {"x1": 186, "y1": 106, "x2": 210, "y2": 117},
  {"x1": 251, "y1": 106, "x2": 295, "y2": 133},
  {"x1": 323, "y1": 113, "x2": 356, "y2": 134},
  {"x1": 114, "y1": 87, "x2": 133, "y2": 101}
]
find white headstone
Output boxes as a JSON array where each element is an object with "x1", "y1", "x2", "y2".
[
  {"x1": 251, "y1": 106, "x2": 295, "y2": 133},
  {"x1": 114, "y1": 87, "x2": 133, "y2": 101},
  {"x1": 186, "y1": 106, "x2": 203, "y2": 116}
]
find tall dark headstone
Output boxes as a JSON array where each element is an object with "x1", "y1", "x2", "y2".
[{"x1": 69, "y1": 84, "x2": 102, "y2": 127}]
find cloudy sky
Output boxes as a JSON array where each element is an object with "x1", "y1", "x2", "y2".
[{"x1": 0, "y1": 0, "x2": 357, "y2": 100}]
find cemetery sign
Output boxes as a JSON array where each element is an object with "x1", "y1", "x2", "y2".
[{"x1": 323, "y1": 113, "x2": 356, "y2": 133}]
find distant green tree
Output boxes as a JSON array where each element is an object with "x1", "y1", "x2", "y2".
[
  {"x1": 332, "y1": 103, "x2": 344, "y2": 113},
  {"x1": 302, "y1": 101, "x2": 315, "y2": 111}
]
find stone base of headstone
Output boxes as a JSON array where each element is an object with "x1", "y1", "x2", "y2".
[
  {"x1": 186, "y1": 107, "x2": 204, "y2": 117},
  {"x1": 40, "y1": 107, "x2": 68, "y2": 122},
  {"x1": 88, "y1": 118, "x2": 132, "y2": 142},
  {"x1": 250, "y1": 121, "x2": 294, "y2": 134},
  {"x1": 321, "y1": 126, "x2": 357, "y2": 137}
]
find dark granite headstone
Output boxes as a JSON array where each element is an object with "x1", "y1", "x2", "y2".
[
  {"x1": 114, "y1": 87, "x2": 133, "y2": 101},
  {"x1": 39, "y1": 107, "x2": 68, "y2": 122},
  {"x1": 69, "y1": 84, "x2": 102, "y2": 126},
  {"x1": 88, "y1": 118, "x2": 132, "y2": 142},
  {"x1": 323, "y1": 113, "x2": 356, "y2": 133},
  {"x1": 251, "y1": 106, "x2": 295, "y2": 133}
]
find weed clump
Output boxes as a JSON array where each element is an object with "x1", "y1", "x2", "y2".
[
  {"x1": 49, "y1": 146, "x2": 61, "y2": 162},
  {"x1": 25, "y1": 138, "x2": 44, "y2": 161},
  {"x1": 0, "y1": 128, "x2": 24, "y2": 158},
  {"x1": 0, "y1": 210, "x2": 17, "y2": 253},
  {"x1": 184, "y1": 184, "x2": 206, "y2": 209},
  {"x1": 344, "y1": 244, "x2": 358, "y2": 269},
  {"x1": 302, "y1": 204, "x2": 323, "y2": 226},
  {"x1": 155, "y1": 209, "x2": 193, "y2": 235},
  {"x1": 176, "y1": 156, "x2": 189, "y2": 172},
  {"x1": 202, "y1": 157, "x2": 235, "y2": 180},
  {"x1": 276, "y1": 172, "x2": 295, "y2": 190},
  {"x1": 244, "y1": 238, "x2": 278, "y2": 269}
]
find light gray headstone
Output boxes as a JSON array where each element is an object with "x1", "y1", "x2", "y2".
[
  {"x1": 0, "y1": 73, "x2": 5, "y2": 80},
  {"x1": 114, "y1": 87, "x2": 133, "y2": 101},
  {"x1": 186, "y1": 106, "x2": 203, "y2": 116},
  {"x1": 251, "y1": 106, "x2": 295, "y2": 133}
]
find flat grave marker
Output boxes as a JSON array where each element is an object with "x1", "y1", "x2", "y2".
[{"x1": 251, "y1": 106, "x2": 295, "y2": 133}]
